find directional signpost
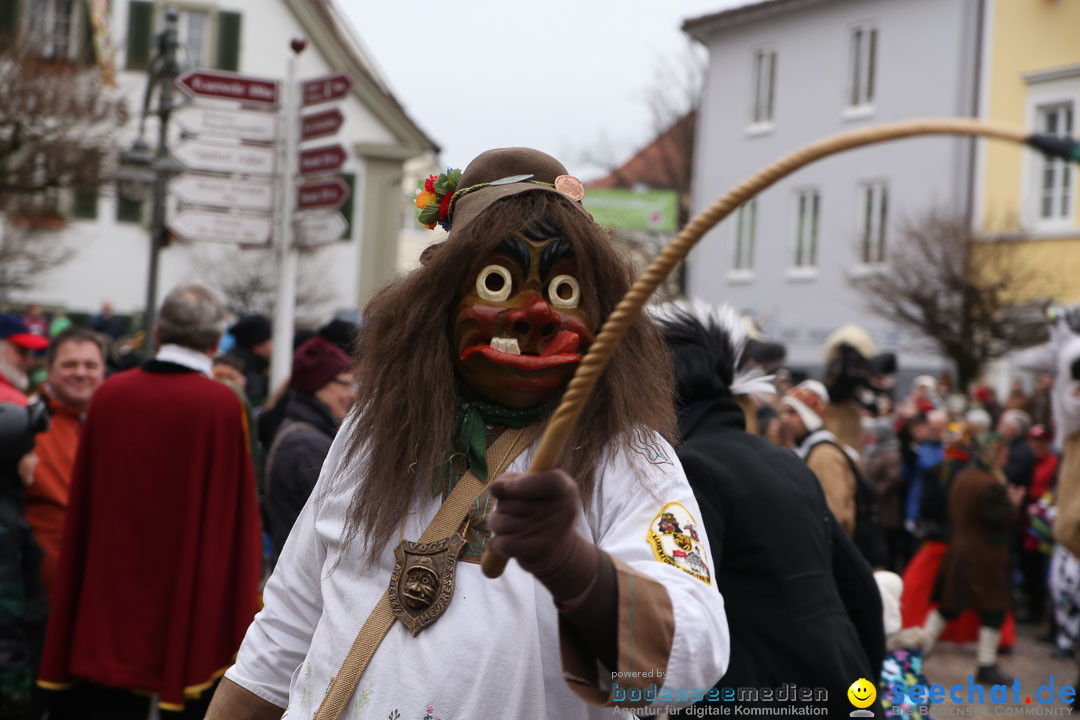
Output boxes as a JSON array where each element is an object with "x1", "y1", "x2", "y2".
[
  {"x1": 168, "y1": 53, "x2": 355, "y2": 389},
  {"x1": 302, "y1": 71, "x2": 352, "y2": 107},
  {"x1": 176, "y1": 68, "x2": 280, "y2": 108},
  {"x1": 174, "y1": 105, "x2": 277, "y2": 142},
  {"x1": 168, "y1": 174, "x2": 275, "y2": 212},
  {"x1": 172, "y1": 138, "x2": 276, "y2": 176},
  {"x1": 299, "y1": 144, "x2": 346, "y2": 176},
  {"x1": 295, "y1": 211, "x2": 348, "y2": 247},
  {"x1": 166, "y1": 209, "x2": 273, "y2": 245},
  {"x1": 300, "y1": 108, "x2": 344, "y2": 140},
  {"x1": 297, "y1": 177, "x2": 349, "y2": 211}
]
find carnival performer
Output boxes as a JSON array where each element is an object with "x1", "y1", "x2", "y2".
[
  {"x1": 656, "y1": 303, "x2": 883, "y2": 719},
  {"x1": 821, "y1": 323, "x2": 896, "y2": 457},
  {"x1": 207, "y1": 148, "x2": 729, "y2": 719},
  {"x1": 900, "y1": 412, "x2": 1017, "y2": 652},
  {"x1": 1016, "y1": 311, "x2": 1080, "y2": 558},
  {"x1": 921, "y1": 434, "x2": 1025, "y2": 685}
]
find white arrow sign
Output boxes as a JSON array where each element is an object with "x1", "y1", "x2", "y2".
[
  {"x1": 167, "y1": 209, "x2": 273, "y2": 245},
  {"x1": 173, "y1": 105, "x2": 278, "y2": 142},
  {"x1": 168, "y1": 173, "x2": 275, "y2": 212},
  {"x1": 172, "y1": 138, "x2": 276, "y2": 175},
  {"x1": 295, "y1": 211, "x2": 348, "y2": 247}
]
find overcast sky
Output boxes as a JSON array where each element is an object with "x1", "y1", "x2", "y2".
[{"x1": 342, "y1": 1, "x2": 745, "y2": 179}]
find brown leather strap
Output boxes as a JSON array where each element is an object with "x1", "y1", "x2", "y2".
[{"x1": 313, "y1": 423, "x2": 541, "y2": 720}]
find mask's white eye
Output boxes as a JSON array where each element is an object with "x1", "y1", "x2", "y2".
[
  {"x1": 476, "y1": 264, "x2": 513, "y2": 302},
  {"x1": 548, "y1": 275, "x2": 580, "y2": 309}
]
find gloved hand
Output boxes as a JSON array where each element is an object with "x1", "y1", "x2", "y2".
[{"x1": 487, "y1": 469, "x2": 600, "y2": 606}]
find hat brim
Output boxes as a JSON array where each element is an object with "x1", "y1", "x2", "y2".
[
  {"x1": 7, "y1": 332, "x2": 49, "y2": 350},
  {"x1": 450, "y1": 183, "x2": 591, "y2": 237}
]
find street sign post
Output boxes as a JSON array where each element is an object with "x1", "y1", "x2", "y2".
[
  {"x1": 172, "y1": 138, "x2": 276, "y2": 175},
  {"x1": 299, "y1": 144, "x2": 346, "y2": 176},
  {"x1": 301, "y1": 71, "x2": 352, "y2": 107},
  {"x1": 176, "y1": 68, "x2": 280, "y2": 108},
  {"x1": 297, "y1": 177, "x2": 349, "y2": 211},
  {"x1": 168, "y1": 174, "x2": 275, "y2": 212},
  {"x1": 300, "y1": 108, "x2": 345, "y2": 140},
  {"x1": 173, "y1": 105, "x2": 277, "y2": 142},
  {"x1": 295, "y1": 211, "x2": 347, "y2": 246},
  {"x1": 167, "y1": 209, "x2": 273, "y2": 245}
]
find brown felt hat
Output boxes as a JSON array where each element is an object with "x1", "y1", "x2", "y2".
[{"x1": 447, "y1": 147, "x2": 591, "y2": 237}]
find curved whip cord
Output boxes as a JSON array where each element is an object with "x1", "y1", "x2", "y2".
[{"x1": 481, "y1": 117, "x2": 1054, "y2": 578}]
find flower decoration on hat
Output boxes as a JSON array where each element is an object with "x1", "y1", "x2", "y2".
[{"x1": 415, "y1": 168, "x2": 462, "y2": 231}]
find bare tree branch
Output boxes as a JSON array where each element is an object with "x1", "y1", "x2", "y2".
[
  {"x1": 190, "y1": 247, "x2": 338, "y2": 319},
  {"x1": 851, "y1": 209, "x2": 1049, "y2": 390}
]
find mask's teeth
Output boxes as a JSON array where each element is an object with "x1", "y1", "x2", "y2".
[{"x1": 490, "y1": 337, "x2": 521, "y2": 355}]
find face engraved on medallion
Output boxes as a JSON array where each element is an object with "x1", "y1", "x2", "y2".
[
  {"x1": 451, "y1": 224, "x2": 596, "y2": 409},
  {"x1": 401, "y1": 558, "x2": 440, "y2": 611}
]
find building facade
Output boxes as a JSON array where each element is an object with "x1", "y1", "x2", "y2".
[
  {"x1": 684, "y1": 0, "x2": 984, "y2": 375},
  {"x1": 3, "y1": 0, "x2": 436, "y2": 322},
  {"x1": 975, "y1": 0, "x2": 1080, "y2": 304}
]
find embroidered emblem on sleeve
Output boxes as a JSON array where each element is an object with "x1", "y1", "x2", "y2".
[{"x1": 646, "y1": 502, "x2": 711, "y2": 584}]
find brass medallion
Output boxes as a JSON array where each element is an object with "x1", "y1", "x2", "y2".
[{"x1": 388, "y1": 533, "x2": 466, "y2": 636}]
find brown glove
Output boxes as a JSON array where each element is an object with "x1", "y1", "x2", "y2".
[{"x1": 487, "y1": 469, "x2": 600, "y2": 604}]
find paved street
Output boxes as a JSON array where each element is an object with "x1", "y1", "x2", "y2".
[{"x1": 924, "y1": 623, "x2": 1076, "y2": 716}]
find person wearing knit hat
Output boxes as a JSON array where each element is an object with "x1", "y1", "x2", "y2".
[
  {"x1": 781, "y1": 380, "x2": 863, "y2": 543},
  {"x1": 264, "y1": 337, "x2": 354, "y2": 562},
  {"x1": 224, "y1": 314, "x2": 273, "y2": 407}
]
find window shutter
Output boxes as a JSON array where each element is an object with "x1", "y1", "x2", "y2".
[
  {"x1": 116, "y1": 195, "x2": 143, "y2": 223},
  {"x1": 73, "y1": 188, "x2": 99, "y2": 219},
  {"x1": 81, "y1": 0, "x2": 96, "y2": 64},
  {"x1": 126, "y1": 0, "x2": 153, "y2": 70},
  {"x1": 0, "y1": 0, "x2": 20, "y2": 42},
  {"x1": 339, "y1": 173, "x2": 356, "y2": 240},
  {"x1": 215, "y1": 10, "x2": 241, "y2": 71}
]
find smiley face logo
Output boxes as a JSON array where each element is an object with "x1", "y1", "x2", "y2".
[{"x1": 847, "y1": 678, "x2": 877, "y2": 709}]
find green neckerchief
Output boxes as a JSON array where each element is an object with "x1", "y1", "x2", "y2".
[{"x1": 432, "y1": 398, "x2": 554, "y2": 497}]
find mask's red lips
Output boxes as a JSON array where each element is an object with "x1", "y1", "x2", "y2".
[{"x1": 461, "y1": 330, "x2": 584, "y2": 371}]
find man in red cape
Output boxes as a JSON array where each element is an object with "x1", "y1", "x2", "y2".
[{"x1": 38, "y1": 284, "x2": 262, "y2": 719}]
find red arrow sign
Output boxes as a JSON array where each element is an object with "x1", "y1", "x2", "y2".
[
  {"x1": 301, "y1": 108, "x2": 345, "y2": 140},
  {"x1": 299, "y1": 144, "x2": 347, "y2": 176},
  {"x1": 176, "y1": 68, "x2": 279, "y2": 107},
  {"x1": 297, "y1": 177, "x2": 350, "y2": 211},
  {"x1": 302, "y1": 71, "x2": 353, "y2": 107}
]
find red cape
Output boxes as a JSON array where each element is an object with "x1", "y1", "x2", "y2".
[{"x1": 38, "y1": 363, "x2": 262, "y2": 709}]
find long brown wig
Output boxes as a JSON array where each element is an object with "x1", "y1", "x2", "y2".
[{"x1": 340, "y1": 192, "x2": 675, "y2": 565}]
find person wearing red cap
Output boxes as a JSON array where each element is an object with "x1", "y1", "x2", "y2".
[
  {"x1": 264, "y1": 337, "x2": 355, "y2": 562},
  {"x1": 0, "y1": 313, "x2": 50, "y2": 407}
]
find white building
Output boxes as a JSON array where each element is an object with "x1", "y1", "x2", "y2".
[
  {"x1": 684, "y1": 0, "x2": 984, "y2": 377},
  {"x1": 4, "y1": 0, "x2": 437, "y2": 323}
]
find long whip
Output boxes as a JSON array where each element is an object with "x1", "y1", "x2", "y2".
[{"x1": 480, "y1": 117, "x2": 1079, "y2": 578}]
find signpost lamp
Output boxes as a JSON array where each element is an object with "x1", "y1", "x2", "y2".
[{"x1": 114, "y1": 9, "x2": 183, "y2": 354}]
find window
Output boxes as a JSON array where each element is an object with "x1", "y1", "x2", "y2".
[
  {"x1": 126, "y1": 2, "x2": 242, "y2": 71},
  {"x1": 751, "y1": 49, "x2": 776, "y2": 124},
  {"x1": 30, "y1": 0, "x2": 81, "y2": 61},
  {"x1": 849, "y1": 25, "x2": 878, "y2": 107},
  {"x1": 733, "y1": 199, "x2": 757, "y2": 271},
  {"x1": 1036, "y1": 102, "x2": 1074, "y2": 221},
  {"x1": 176, "y1": 8, "x2": 210, "y2": 67},
  {"x1": 72, "y1": 187, "x2": 99, "y2": 219},
  {"x1": 793, "y1": 189, "x2": 820, "y2": 268},
  {"x1": 860, "y1": 182, "x2": 888, "y2": 264}
]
